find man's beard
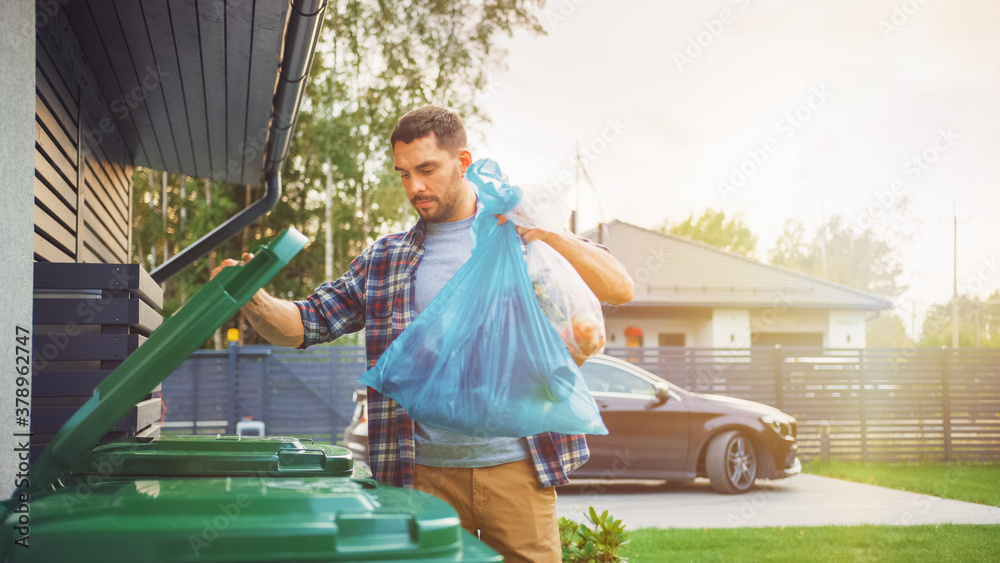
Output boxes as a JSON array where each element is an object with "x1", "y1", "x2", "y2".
[{"x1": 411, "y1": 165, "x2": 464, "y2": 222}]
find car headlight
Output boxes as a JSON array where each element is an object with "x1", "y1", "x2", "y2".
[{"x1": 761, "y1": 414, "x2": 796, "y2": 438}]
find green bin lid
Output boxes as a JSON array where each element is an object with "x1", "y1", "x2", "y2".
[
  {"x1": 27, "y1": 228, "x2": 309, "y2": 493},
  {"x1": 65, "y1": 435, "x2": 355, "y2": 479},
  {"x1": 1, "y1": 477, "x2": 502, "y2": 562}
]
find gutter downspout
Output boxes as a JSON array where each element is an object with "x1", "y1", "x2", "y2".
[{"x1": 151, "y1": 0, "x2": 327, "y2": 284}]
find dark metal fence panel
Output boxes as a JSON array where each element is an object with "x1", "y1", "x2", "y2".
[
  {"x1": 263, "y1": 346, "x2": 362, "y2": 440},
  {"x1": 947, "y1": 348, "x2": 1000, "y2": 459},
  {"x1": 161, "y1": 345, "x2": 364, "y2": 443},
  {"x1": 162, "y1": 343, "x2": 1000, "y2": 461},
  {"x1": 604, "y1": 345, "x2": 1000, "y2": 462},
  {"x1": 162, "y1": 352, "x2": 230, "y2": 434}
]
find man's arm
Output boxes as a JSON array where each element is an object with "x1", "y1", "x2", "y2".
[
  {"x1": 497, "y1": 217, "x2": 634, "y2": 304},
  {"x1": 527, "y1": 229, "x2": 634, "y2": 305},
  {"x1": 211, "y1": 256, "x2": 305, "y2": 348}
]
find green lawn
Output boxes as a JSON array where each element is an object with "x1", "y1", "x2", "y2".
[
  {"x1": 620, "y1": 462, "x2": 1000, "y2": 562},
  {"x1": 627, "y1": 525, "x2": 1000, "y2": 563},
  {"x1": 802, "y1": 460, "x2": 1000, "y2": 507}
]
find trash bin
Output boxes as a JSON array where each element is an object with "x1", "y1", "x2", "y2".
[
  {"x1": 1, "y1": 475, "x2": 500, "y2": 562},
  {"x1": 66, "y1": 435, "x2": 357, "y2": 479},
  {"x1": 0, "y1": 227, "x2": 500, "y2": 562}
]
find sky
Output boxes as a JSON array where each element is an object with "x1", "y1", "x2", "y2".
[{"x1": 467, "y1": 0, "x2": 1000, "y2": 335}]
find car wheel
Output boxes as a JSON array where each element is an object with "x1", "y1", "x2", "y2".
[{"x1": 706, "y1": 430, "x2": 757, "y2": 494}]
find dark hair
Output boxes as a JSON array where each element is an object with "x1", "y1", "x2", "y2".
[{"x1": 390, "y1": 105, "x2": 467, "y2": 154}]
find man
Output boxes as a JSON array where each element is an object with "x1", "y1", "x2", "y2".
[{"x1": 214, "y1": 105, "x2": 633, "y2": 561}]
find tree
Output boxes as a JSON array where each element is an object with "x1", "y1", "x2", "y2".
[
  {"x1": 131, "y1": 171, "x2": 239, "y2": 308},
  {"x1": 768, "y1": 216, "x2": 906, "y2": 299},
  {"x1": 866, "y1": 313, "x2": 914, "y2": 348},
  {"x1": 661, "y1": 208, "x2": 758, "y2": 257},
  {"x1": 131, "y1": 170, "x2": 248, "y2": 347},
  {"x1": 261, "y1": 0, "x2": 545, "y2": 302},
  {"x1": 987, "y1": 291, "x2": 1000, "y2": 347},
  {"x1": 918, "y1": 291, "x2": 1000, "y2": 348},
  {"x1": 767, "y1": 220, "x2": 813, "y2": 273}
]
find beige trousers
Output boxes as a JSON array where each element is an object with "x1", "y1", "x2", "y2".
[{"x1": 415, "y1": 459, "x2": 561, "y2": 563}]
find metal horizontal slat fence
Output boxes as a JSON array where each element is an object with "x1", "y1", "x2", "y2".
[
  {"x1": 161, "y1": 343, "x2": 1000, "y2": 461},
  {"x1": 161, "y1": 346, "x2": 363, "y2": 443},
  {"x1": 604, "y1": 345, "x2": 1000, "y2": 462}
]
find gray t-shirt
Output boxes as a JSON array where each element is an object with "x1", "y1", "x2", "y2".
[{"x1": 413, "y1": 215, "x2": 529, "y2": 468}]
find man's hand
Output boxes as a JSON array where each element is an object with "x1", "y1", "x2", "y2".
[
  {"x1": 498, "y1": 215, "x2": 604, "y2": 366},
  {"x1": 496, "y1": 214, "x2": 549, "y2": 243},
  {"x1": 208, "y1": 252, "x2": 305, "y2": 347},
  {"x1": 495, "y1": 214, "x2": 633, "y2": 305},
  {"x1": 210, "y1": 253, "x2": 253, "y2": 280}
]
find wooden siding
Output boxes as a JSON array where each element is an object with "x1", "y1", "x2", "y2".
[
  {"x1": 35, "y1": 3, "x2": 132, "y2": 264},
  {"x1": 30, "y1": 262, "x2": 164, "y2": 462},
  {"x1": 60, "y1": 0, "x2": 290, "y2": 186}
]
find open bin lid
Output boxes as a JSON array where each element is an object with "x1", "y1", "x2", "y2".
[
  {"x1": 27, "y1": 228, "x2": 309, "y2": 492},
  {"x1": 66, "y1": 435, "x2": 355, "y2": 479}
]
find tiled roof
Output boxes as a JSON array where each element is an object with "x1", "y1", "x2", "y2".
[{"x1": 583, "y1": 220, "x2": 892, "y2": 310}]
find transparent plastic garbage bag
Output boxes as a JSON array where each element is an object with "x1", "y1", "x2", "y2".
[{"x1": 505, "y1": 182, "x2": 607, "y2": 361}]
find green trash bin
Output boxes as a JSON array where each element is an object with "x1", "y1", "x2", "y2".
[
  {"x1": 66, "y1": 435, "x2": 358, "y2": 480},
  {"x1": 0, "y1": 227, "x2": 500, "y2": 562},
  {"x1": 1, "y1": 476, "x2": 500, "y2": 562},
  {"x1": 1, "y1": 475, "x2": 501, "y2": 562}
]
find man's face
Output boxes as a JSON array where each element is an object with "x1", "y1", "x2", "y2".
[{"x1": 393, "y1": 133, "x2": 474, "y2": 223}]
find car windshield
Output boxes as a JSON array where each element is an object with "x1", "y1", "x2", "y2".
[{"x1": 581, "y1": 361, "x2": 658, "y2": 396}]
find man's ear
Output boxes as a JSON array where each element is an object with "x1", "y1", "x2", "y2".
[{"x1": 458, "y1": 148, "x2": 473, "y2": 171}]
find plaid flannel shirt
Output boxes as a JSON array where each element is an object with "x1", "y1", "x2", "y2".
[{"x1": 295, "y1": 219, "x2": 590, "y2": 489}]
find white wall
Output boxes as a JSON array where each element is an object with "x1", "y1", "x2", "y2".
[
  {"x1": 0, "y1": 1, "x2": 35, "y2": 499},
  {"x1": 749, "y1": 308, "x2": 828, "y2": 335},
  {"x1": 606, "y1": 307, "x2": 872, "y2": 350},
  {"x1": 693, "y1": 316, "x2": 714, "y2": 347},
  {"x1": 603, "y1": 315, "x2": 628, "y2": 347},
  {"x1": 604, "y1": 309, "x2": 711, "y2": 348},
  {"x1": 712, "y1": 308, "x2": 751, "y2": 348},
  {"x1": 827, "y1": 310, "x2": 867, "y2": 348}
]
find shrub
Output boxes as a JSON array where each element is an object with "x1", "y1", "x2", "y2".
[{"x1": 559, "y1": 506, "x2": 630, "y2": 562}]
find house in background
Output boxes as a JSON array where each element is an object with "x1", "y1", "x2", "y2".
[
  {"x1": 0, "y1": 0, "x2": 326, "y2": 492},
  {"x1": 584, "y1": 221, "x2": 893, "y2": 350}
]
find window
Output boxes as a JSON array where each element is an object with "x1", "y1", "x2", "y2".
[
  {"x1": 750, "y1": 332, "x2": 823, "y2": 347},
  {"x1": 658, "y1": 333, "x2": 685, "y2": 346},
  {"x1": 580, "y1": 362, "x2": 657, "y2": 396}
]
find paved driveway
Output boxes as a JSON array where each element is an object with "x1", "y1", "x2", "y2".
[{"x1": 556, "y1": 475, "x2": 1000, "y2": 529}]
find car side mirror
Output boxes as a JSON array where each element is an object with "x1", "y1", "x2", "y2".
[{"x1": 644, "y1": 384, "x2": 671, "y2": 410}]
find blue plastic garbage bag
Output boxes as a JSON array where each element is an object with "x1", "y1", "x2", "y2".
[{"x1": 359, "y1": 159, "x2": 608, "y2": 438}]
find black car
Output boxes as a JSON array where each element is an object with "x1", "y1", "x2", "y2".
[
  {"x1": 572, "y1": 354, "x2": 800, "y2": 493},
  {"x1": 343, "y1": 354, "x2": 800, "y2": 494}
]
